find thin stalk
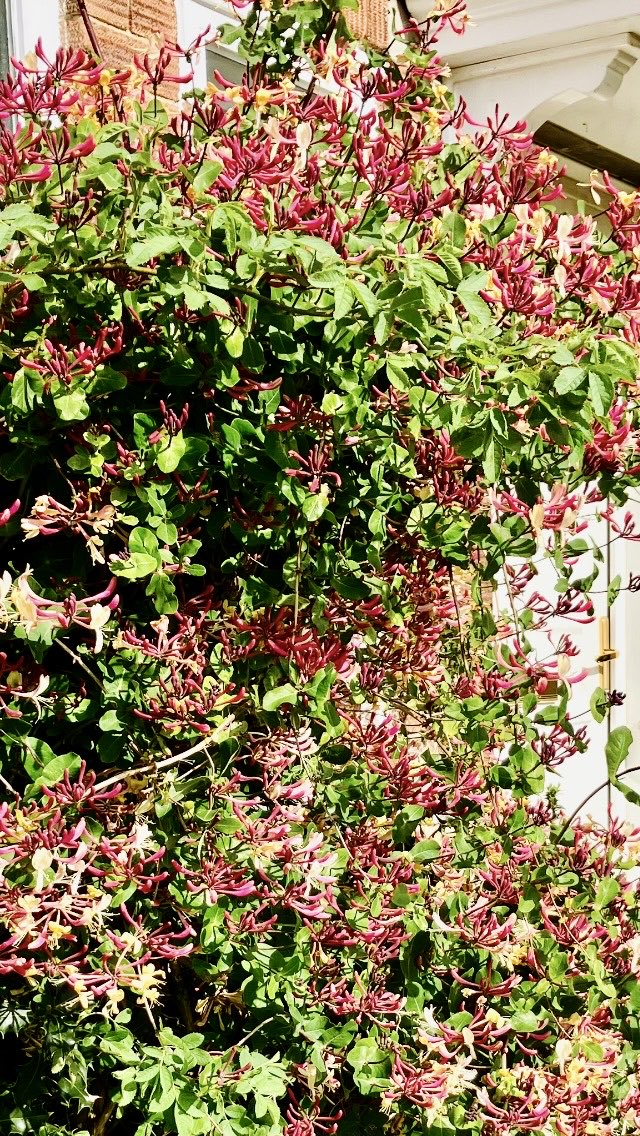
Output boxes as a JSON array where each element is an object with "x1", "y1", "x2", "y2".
[
  {"x1": 76, "y1": 0, "x2": 102, "y2": 59},
  {"x1": 94, "y1": 736, "x2": 212, "y2": 792},
  {"x1": 555, "y1": 765, "x2": 640, "y2": 843}
]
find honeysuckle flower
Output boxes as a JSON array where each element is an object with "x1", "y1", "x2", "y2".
[
  {"x1": 4, "y1": 572, "x2": 119, "y2": 653},
  {"x1": 87, "y1": 604, "x2": 111, "y2": 654},
  {"x1": 0, "y1": 498, "x2": 19, "y2": 527},
  {"x1": 129, "y1": 963, "x2": 163, "y2": 1004}
]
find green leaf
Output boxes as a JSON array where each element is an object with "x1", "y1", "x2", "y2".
[
  {"x1": 125, "y1": 234, "x2": 180, "y2": 267},
  {"x1": 302, "y1": 487, "x2": 330, "y2": 522},
  {"x1": 346, "y1": 1037, "x2": 388, "y2": 1069},
  {"x1": 308, "y1": 267, "x2": 346, "y2": 288},
  {"x1": 482, "y1": 437, "x2": 502, "y2": 483},
  {"x1": 26, "y1": 747, "x2": 82, "y2": 792},
  {"x1": 180, "y1": 283, "x2": 208, "y2": 311},
  {"x1": 555, "y1": 366, "x2": 585, "y2": 395},
  {"x1": 457, "y1": 274, "x2": 492, "y2": 325},
  {"x1": 98, "y1": 709, "x2": 126, "y2": 733},
  {"x1": 420, "y1": 273, "x2": 443, "y2": 315},
  {"x1": 157, "y1": 432, "x2": 187, "y2": 473},
  {"x1": 346, "y1": 1037, "x2": 391, "y2": 1094},
  {"x1": 174, "y1": 1105, "x2": 202, "y2": 1136},
  {"x1": 348, "y1": 278, "x2": 379, "y2": 316},
  {"x1": 192, "y1": 159, "x2": 223, "y2": 193},
  {"x1": 22, "y1": 736, "x2": 56, "y2": 779},
  {"x1": 0, "y1": 203, "x2": 53, "y2": 242},
  {"x1": 412, "y1": 839, "x2": 442, "y2": 862},
  {"x1": 155, "y1": 520, "x2": 178, "y2": 545},
  {"x1": 590, "y1": 686, "x2": 608, "y2": 725},
  {"x1": 10, "y1": 372, "x2": 35, "y2": 413},
  {"x1": 442, "y1": 211, "x2": 466, "y2": 251},
  {"x1": 438, "y1": 249, "x2": 462, "y2": 281},
  {"x1": 391, "y1": 883, "x2": 413, "y2": 907},
  {"x1": 608, "y1": 574, "x2": 622, "y2": 606},
  {"x1": 392, "y1": 805, "x2": 424, "y2": 843},
  {"x1": 242, "y1": 336, "x2": 265, "y2": 371},
  {"x1": 368, "y1": 509, "x2": 385, "y2": 536},
  {"x1": 129, "y1": 527, "x2": 160, "y2": 557},
  {"x1": 594, "y1": 877, "x2": 619, "y2": 909},
  {"x1": 226, "y1": 326, "x2": 245, "y2": 358},
  {"x1": 606, "y1": 725, "x2": 633, "y2": 780},
  {"x1": 548, "y1": 951, "x2": 568, "y2": 981},
  {"x1": 113, "y1": 552, "x2": 159, "y2": 580},
  {"x1": 612, "y1": 777, "x2": 640, "y2": 808},
  {"x1": 588, "y1": 369, "x2": 614, "y2": 417},
  {"x1": 263, "y1": 684, "x2": 298, "y2": 711},
  {"x1": 54, "y1": 390, "x2": 90, "y2": 422},
  {"x1": 333, "y1": 280, "x2": 354, "y2": 320},
  {"x1": 508, "y1": 1011, "x2": 542, "y2": 1033},
  {"x1": 146, "y1": 572, "x2": 179, "y2": 614}
]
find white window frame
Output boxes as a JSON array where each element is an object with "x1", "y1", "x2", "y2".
[
  {"x1": 0, "y1": 0, "x2": 10, "y2": 74},
  {"x1": 7, "y1": 0, "x2": 60, "y2": 63},
  {"x1": 176, "y1": 0, "x2": 239, "y2": 88}
]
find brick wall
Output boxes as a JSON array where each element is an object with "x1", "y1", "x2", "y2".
[
  {"x1": 62, "y1": 0, "x2": 177, "y2": 70},
  {"x1": 348, "y1": 0, "x2": 393, "y2": 47}
]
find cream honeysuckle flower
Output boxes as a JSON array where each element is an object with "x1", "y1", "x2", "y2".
[{"x1": 88, "y1": 604, "x2": 112, "y2": 653}]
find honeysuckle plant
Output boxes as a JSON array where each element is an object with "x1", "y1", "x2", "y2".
[{"x1": 3, "y1": 2, "x2": 640, "y2": 1134}]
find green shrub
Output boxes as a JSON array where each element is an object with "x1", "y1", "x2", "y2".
[{"x1": 1, "y1": 4, "x2": 640, "y2": 1134}]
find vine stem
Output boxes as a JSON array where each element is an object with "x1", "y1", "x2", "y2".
[
  {"x1": 76, "y1": 0, "x2": 103, "y2": 59},
  {"x1": 56, "y1": 638, "x2": 103, "y2": 690},
  {"x1": 94, "y1": 736, "x2": 211, "y2": 792},
  {"x1": 555, "y1": 765, "x2": 640, "y2": 843},
  {"x1": 0, "y1": 770, "x2": 16, "y2": 795}
]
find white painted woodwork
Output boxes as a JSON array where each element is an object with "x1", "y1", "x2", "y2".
[
  {"x1": 408, "y1": 1, "x2": 640, "y2": 140},
  {"x1": 8, "y1": 0, "x2": 60, "y2": 61},
  {"x1": 175, "y1": 0, "x2": 235, "y2": 87}
]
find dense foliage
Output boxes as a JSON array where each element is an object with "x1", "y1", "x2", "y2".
[{"x1": 3, "y1": 2, "x2": 640, "y2": 1134}]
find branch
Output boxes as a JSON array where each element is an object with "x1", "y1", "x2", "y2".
[
  {"x1": 56, "y1": 638, "x2": 103, "y2": 690},
  {"x1": 94, "y1": 736, "x2": 212, "y2": 792},
  {"x1": 76, "y1": 0, "x2": 102, "y2": 59},
  {"x1": 555, "y1": 765, "x2": 640, "y2": 843}
]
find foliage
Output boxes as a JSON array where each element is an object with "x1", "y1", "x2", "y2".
[{"x1": 2, "y1": 2, "x2": 640, "y2": 1134}]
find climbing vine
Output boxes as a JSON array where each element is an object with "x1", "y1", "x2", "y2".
[{"x1": 2, "y1": 3, "x2": 640, "y2": 1134}]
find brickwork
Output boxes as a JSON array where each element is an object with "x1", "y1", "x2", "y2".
[
  {"x1": 348, "y1": 0, "x2": 393, "y2": 47},
  {"x1": 62, "y1": 0, "x2": 177, "y2": 70}
]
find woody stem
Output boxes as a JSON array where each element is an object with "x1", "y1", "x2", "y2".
[{"x1": 76, "y1": 0, "x2": 103, "y2": 59}]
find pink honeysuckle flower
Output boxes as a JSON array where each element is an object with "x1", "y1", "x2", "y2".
[
  {"x1": 21, "y1": 493, "x2": 116, "y2": 565},
  {"x1": 601, "y1": 507, "x2": 640, "y2": 541},
  {"x1": 491, "y1": 483, "x2": 586, "y2": 538},
  {"x1": 7, "y1": 572, "x2": 118, "y2": 653},
  {"x1": 0, "y1": 498, "x2": 19, "y2": 527},
  {"x1": 533, "y1": 721, "x2": 588, "y2": 768},
  {"x1": 495, "y1": 639, "x2": 588, "y2": 690},
  {"x1": 20, "y1": 324, "x2": 123, "y2": 384},
  {"x1": 285, "y1": 443, "x2": 342, "y2": 494},
  {"x1": 178, "y1": 855, "x2": 257, "y2": 905},
  {"x1": 477, "y1": 1081, "x2": 550, "y2": 1133},
  {"x1": 284, "y1": 1096, "x2": 342, "y2": 1136}
]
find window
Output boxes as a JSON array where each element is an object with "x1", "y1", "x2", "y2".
[
  {"x1": 6, "y1": 0, "x2": 61, "y2": 64},
  {"x1": 176, "y1": 0, "x2": 241, "y2": 87}
]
